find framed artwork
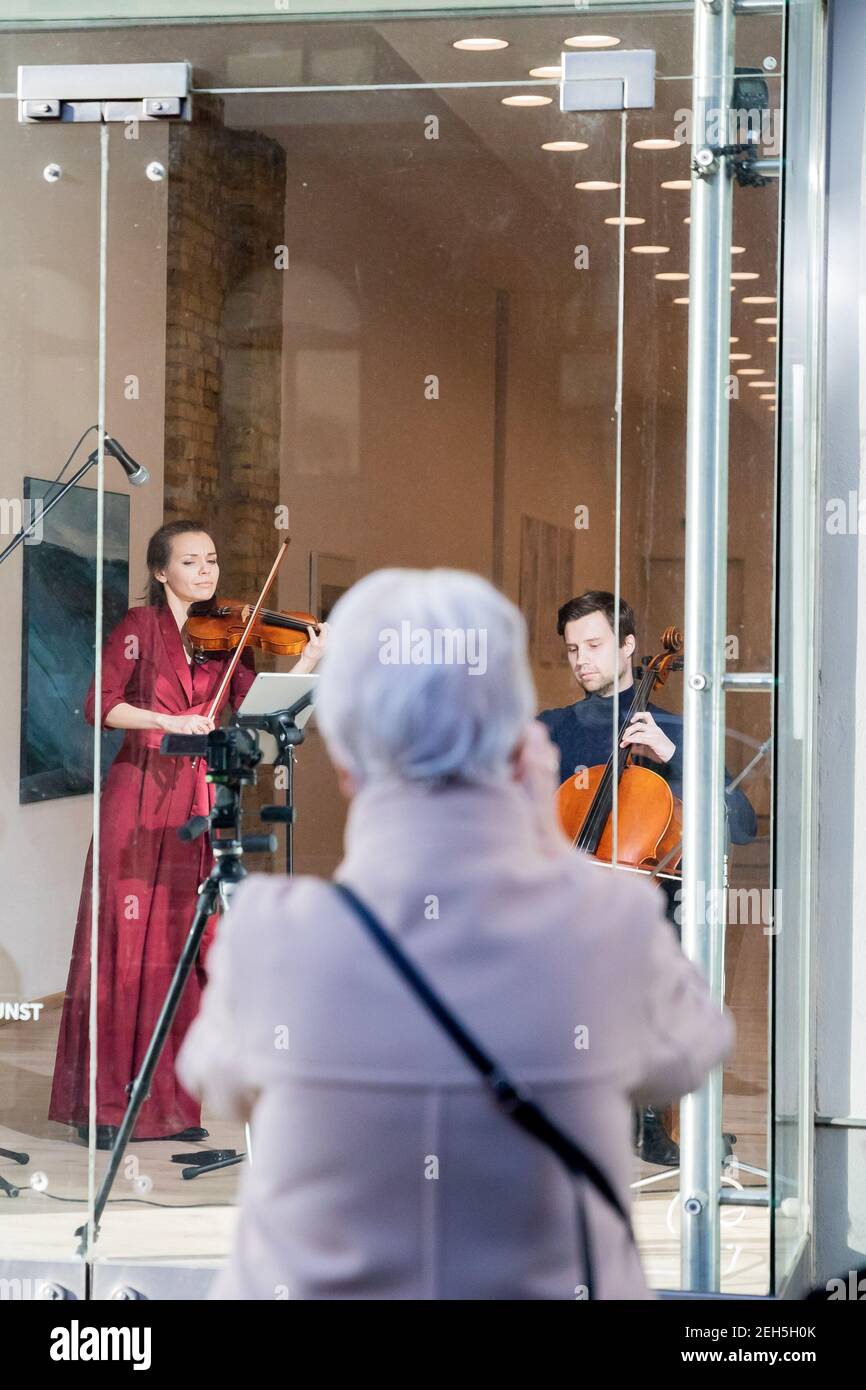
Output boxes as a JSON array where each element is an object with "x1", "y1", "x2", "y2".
[
  {"x1": 309, "y1": 551, "x2": 356, "y2": 623},
  {"x1": 518, "y1": 515, "x2": 575, "y2": 668},
  {"x1": 19, "y1": 476, "x2": 130, "y2": 804}
]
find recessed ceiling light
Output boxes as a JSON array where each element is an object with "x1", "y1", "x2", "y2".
[
  {"x1": 730, "y1": 336, "x2": 739, "y2": 343},
  {"x1": 529, "y1": 65, "x2": 561, "y2": 78},
  {"x1": 542, "y1": 140, "x2": 588, "y2": 152},
  {"x1": 453, "y1": 37, "x2": 509, "y2": 51},
  {"x1": 655, "y1": 271, "x2": 689, "y2": 280},
  {"x1": 750, "y1": 381, "x2": 776, "y2": 388},
  {"x1": 564, "y1": 35, "x2": 621, "y2": 49},
  {"x1": 755, "y1": 316, "x2": 778, "y2": 324},
  {"x1": 737, "y1": 368, "x2": 764, "y2": 375},
  {"x1": 605, "y1": 215, "x2": 645, "y2": 225},
  {"x1": 742, "y1": 295, "x2": 776, "y2": 304},
  {"x1": 673, "y1": 297, "x2": 689, "y2": 304},
  {"x1": 661, "y1": 179, "x2": 691, "y2": 190},
  {"x1": 633, "y1": 138, "x2": 680, "y2": 150},
  {"x1": 502, "y1": 94, "x2": 552, "y2": 106},
  {"x1": 731, "y1": 246, "x2": 746, "y2": 254},
  {"x1": 631, "y1": 245, "x2": 670, "y2": 254},
  {"x1": 574, "y1": 180, "x2": 620, "y2": 191},
  {"x1": 767, "y1": 335, "x2": 778, "y2": 343},
  {"x1": 684, "y1": 216, "x2": 691, "y2": 224},
  {"x1": 759, "y1": 394, "x2": 776, "y2": 400},
  {"x1": 730, "y1": 353, "x2": 752, "y2": 360},
  {"x1": 768, "y1": 406, "x2": 776, "y2": 412},
  {"x1": 731, "y1": 272, "x2": 760, "y2": 280}
]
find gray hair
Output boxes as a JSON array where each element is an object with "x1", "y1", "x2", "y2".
[{"x1": 313, "y1": 568, "x2": 536, "y2": 787}]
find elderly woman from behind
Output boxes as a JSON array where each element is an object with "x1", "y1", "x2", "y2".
[{"x1": 178, "y1": 568, "x2": 733, "y2": 1300}]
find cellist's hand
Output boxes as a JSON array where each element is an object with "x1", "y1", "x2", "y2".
[
  {"x1": 619, "y1": 711, "x2": 676, "y2": 764},
  {"x1": 512, "y1": 721, "x2": 572, "y2": 860}
]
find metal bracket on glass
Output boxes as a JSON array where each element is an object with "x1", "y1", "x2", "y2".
[
  {"x1": 559, "y1": 50, "x2": 655, "y2": 112},
  {"x1": 718, "y1": 1188, "x2": 771, "y2": 1207},
  {"x1": 721, "y1": 672, "x2": 775, "y2": 691},
  {"x1": 18, "y1": 63, "x2": 191, "y2": 124},
  {"x1": 694, "y1": 136, "x2": 780, "y2": 187},
  {"x1": 733, "y1": 0, "x2": 784, "y2": 13}
]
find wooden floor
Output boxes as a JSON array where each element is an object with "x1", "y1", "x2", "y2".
[{"x1": 1, "y1": 933, "x2": 773, "y2": 1295}]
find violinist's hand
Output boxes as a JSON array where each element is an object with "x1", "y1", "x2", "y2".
[
  {"x1": 158, "y1": 713, "x2": 216, "y2": 736},
  {"x1": 292, "y1": 621, "x2": 329, "y2": 674},
  {"x1": 619, "y1": 710, "x2": 675, "y2": 764},
  {"x1": 512, "y1": 721, "x2": 571, "y2": 860}
]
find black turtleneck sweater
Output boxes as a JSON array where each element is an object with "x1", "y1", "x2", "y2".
[{"x1": 538, "y1": 688, "x2": 757, "y2": 846}]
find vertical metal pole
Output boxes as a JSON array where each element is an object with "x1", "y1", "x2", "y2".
[{"x1": 680, "y1": 0, "x2": 735, "y2": 1291}]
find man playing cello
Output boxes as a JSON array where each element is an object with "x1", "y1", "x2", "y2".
[{"x1": 538, "y1": 590, "x2": 757, "y2": 1165}]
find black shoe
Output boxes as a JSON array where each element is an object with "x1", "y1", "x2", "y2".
[
  {"x1": 633, "y1": 1116, "x2": 738, "y2": 1169},
  {"x1": 76, "y1": 1125, "x2": 118, "y2": 1151},
  {"x1": 635, "y1": 1108, "x2": 680, "y2": 1167},
  {"x1": 130, "y1": 1126, "x2": 210, "y2": 1143}
]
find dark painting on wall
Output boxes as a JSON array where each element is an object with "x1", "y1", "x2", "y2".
[{"x1": 19, "y1": 477, "x2": 130, "y2": 804}]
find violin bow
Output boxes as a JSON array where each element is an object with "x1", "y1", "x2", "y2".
[{"x1": 204, "y1": 537, "x2": 291, "y2": 723}]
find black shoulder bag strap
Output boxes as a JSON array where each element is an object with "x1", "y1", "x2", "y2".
[{"x1": 333, "y1": 880, "x2": 636, "y2": 1294}]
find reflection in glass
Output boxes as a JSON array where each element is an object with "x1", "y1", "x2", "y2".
[{"x1": 0, "y1": 3, "x2": 791, "y2": 1295}]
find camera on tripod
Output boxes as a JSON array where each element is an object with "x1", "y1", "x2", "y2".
[
  {"x1": 159, "y1": 724, "x2": 291, "y2": 856},
  {"x1": 160, "y1": 724, "x2": 262, "y2": 784}
]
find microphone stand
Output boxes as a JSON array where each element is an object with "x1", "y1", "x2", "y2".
[
  {"x1": 1, "y1": 433, "x2": 147, "y2": 567},
  {"x1": 0, "y1": 450, "x2": 103, "y2": 567}
]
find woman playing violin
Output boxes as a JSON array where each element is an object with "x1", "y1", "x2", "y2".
[{"x1": 48, "y1": 520, "x2": 327, "y2": 1148}]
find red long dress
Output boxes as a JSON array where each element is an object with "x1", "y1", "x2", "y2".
[{"x1": 48, "y1": 603, "x2": 257, "y2": 1139}]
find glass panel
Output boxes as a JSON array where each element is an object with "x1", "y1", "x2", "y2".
[
  {"x1": 88, "y1": 69, "x2": 626, "y2": 1276},
  {"x1": 1, "y1": 0, "x2": 804, "y2": 1298},
  {"x1": 0, "y1": 97, "x2": 102, "y2": 1292},
  {"x1": 619, "y1": 71, "x2": 778, "y2": 1295}
]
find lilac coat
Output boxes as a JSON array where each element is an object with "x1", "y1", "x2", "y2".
[{"x1": 178, "y1": 778, "x2": 733, "y2": 1300}]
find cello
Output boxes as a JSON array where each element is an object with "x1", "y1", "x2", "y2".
[{"x1": 555, "y1": 625, "x2": 684, "y2": 879}]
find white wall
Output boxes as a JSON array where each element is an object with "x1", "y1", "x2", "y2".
[{"x1": 0, "y1": 115, "x2": 168, "y2": 1001}]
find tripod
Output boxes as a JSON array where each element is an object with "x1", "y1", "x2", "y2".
[
  {"x1": 177, "y1": 698, "x2": 314, "y2": 1185},
  {"x1": 76, "y1": 728, "x2": 275, "y2": 1255}
]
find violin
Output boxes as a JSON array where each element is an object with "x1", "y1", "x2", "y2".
[
  {"x1": 555, "y1": 626, "x2": 684, "y2": 879},
  {"x1": 186, "y1": 537, "x2": 318, "y2": 725},
  {"x1": 185, "y1": 599, "x2": 320, "y2": 659}
]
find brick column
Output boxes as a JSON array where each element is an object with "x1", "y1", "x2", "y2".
[{"x1": 164, "y1": 97, "x2": 288, "y2": 849}]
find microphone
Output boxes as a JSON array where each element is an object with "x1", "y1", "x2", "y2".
[{"x1": 103, "y1": 436, "x2": 150, "y2": 487}]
